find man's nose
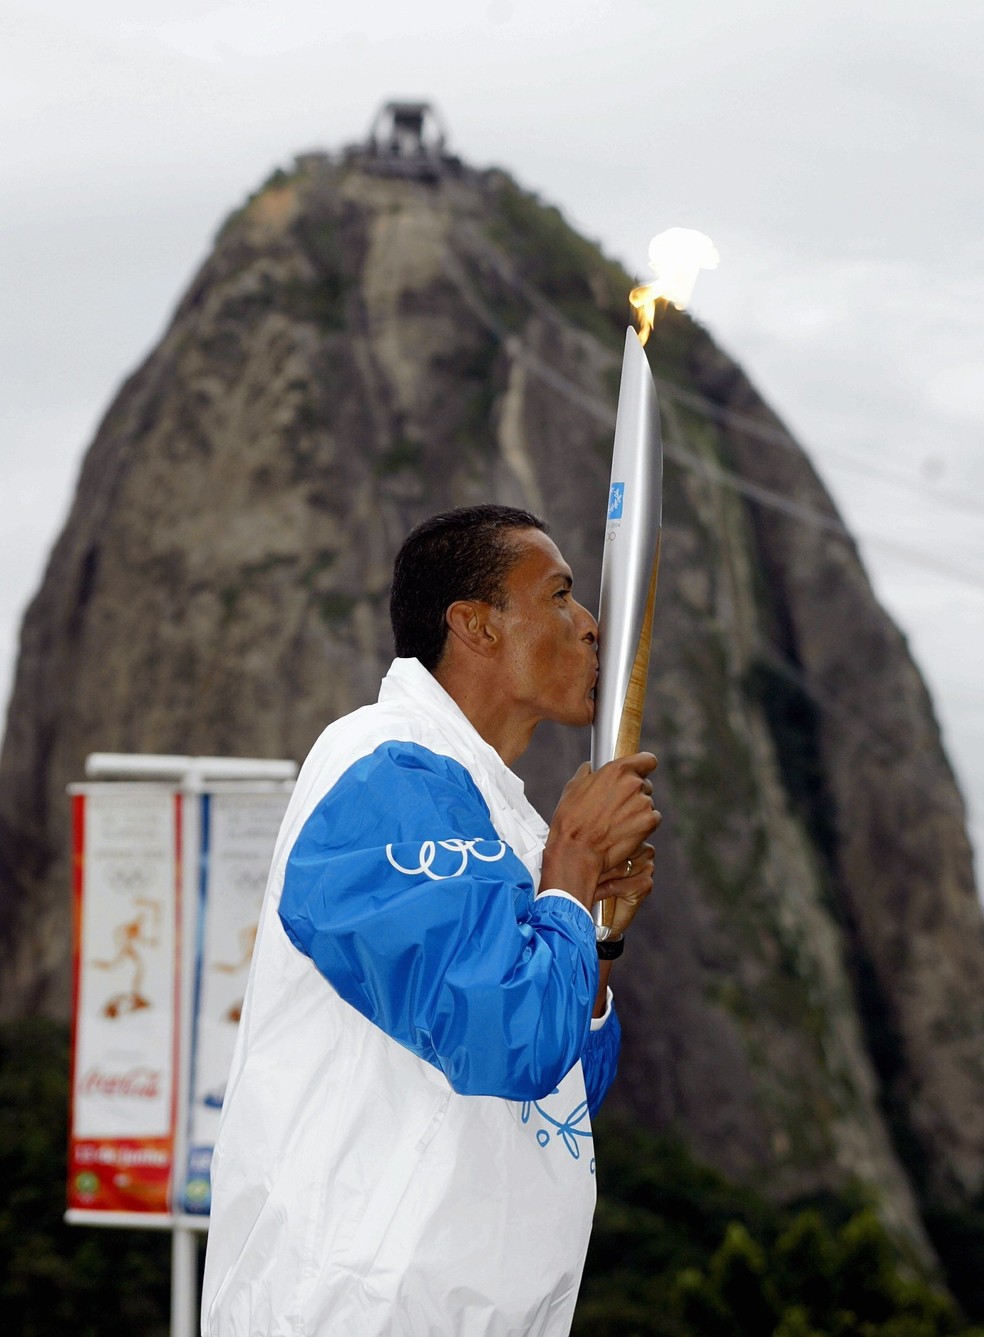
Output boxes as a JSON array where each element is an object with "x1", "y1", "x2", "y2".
[{"x1": 576, "y1": 602, "x2": 598, "y2": 646}]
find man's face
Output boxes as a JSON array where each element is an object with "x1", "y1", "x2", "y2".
[{"x1": 493, "y1": 529, "x2": 599, "y2": 729}]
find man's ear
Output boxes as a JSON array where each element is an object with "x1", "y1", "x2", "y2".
[{"x1": 444, "y1": 600, "x2": 500, "y2": 658}]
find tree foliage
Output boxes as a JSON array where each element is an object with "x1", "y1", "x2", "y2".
[
  {"x1": 575, "y1": 1118, "x2": 984, "y2": 1337},
  {"x1": 0, "y1": 1019, "x2": 171, "y2": 1337},
  {"x1": 2, "y1": 1021, "x2": 982, "y2": 1337}
]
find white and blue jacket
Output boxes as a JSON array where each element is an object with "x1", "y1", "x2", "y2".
[{"x1": 202, "y1": 657, "x2": 621, "y2": 1337}]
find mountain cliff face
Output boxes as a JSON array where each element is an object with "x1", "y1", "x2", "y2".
[{"x1": 2, "y1": 147, "x2": 983, "y2": 1256}]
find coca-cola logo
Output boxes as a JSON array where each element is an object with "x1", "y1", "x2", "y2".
[{"x1": 80, "y1": 1066, "x2": 162, "y2": 1100}]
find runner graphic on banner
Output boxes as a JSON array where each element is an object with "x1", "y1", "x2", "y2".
[
  {"x1": 68, "y1": 786, "x2": 180, "y2": 1214},
  {"x1": 183, "y1": 790, "x2": 289, "y2": 1213}
]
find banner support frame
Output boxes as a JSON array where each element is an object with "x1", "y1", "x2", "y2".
[
  {"x1": 171, "y1": 762, "x2": 204, "y2": 1337},
  {"x1": 67, "y1": 753, "x2": 298, "y2": 1337}
]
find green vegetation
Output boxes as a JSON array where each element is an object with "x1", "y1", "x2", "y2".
[
  {"x1": 743, "y1": 658, "x2": 836, "y2": 869},
  {"x1": 216, "y1": 556, "x2": 299, "y2": 628},
  {"x1": 2, "y1": 1022, "x2": 981, "y2": 1336},
  {"x1": 484, "y1": 173, "x2": 708, "y2": 382},
  {"x1": 217, "y1": 172, "x2": 351, "y2": 330},
  {"x1": 444, "y1": 330, "x2": 503, "y2": 461},
  {"x1": 669, "y1": 631, "x2": 767, "y2": 924},
  {"x1": 485, "y1": 175, "x2": 632, "y2": 345},
  {"x1": 577, "y1": 1119, "x2": 984, "y2": 1337},
  {"x1": 218, "y1": 584, "x2": 239, "y2": 624},
  {"x1": 290, "y1": 217, "x2": 352, "y2": 330},
  {"x1": 0, "y1": 1019, "x2": 171, "y2": 1336},
  {"x1": 282, "y1": 273, "x2": 348, "y2": 330},
  {"x1": 738, "y1": 654, "x2": 984, "y2": 1292},
  {"x1": 373, "y1": 437, "x2": 426, "y2": 477},
  {"x1": 300, "y1": 551, "x2": 338, "y2": 586},
  {"x1": 318, "y1": 591, "x2": 357, "y2": 623},
  {"x1": 923, "y1": 1201, "x2": 984, "y2": 1325}
]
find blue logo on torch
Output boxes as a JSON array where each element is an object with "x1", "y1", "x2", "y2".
[{"x1": 608, "y1": 483, "x2": 625, "y2": 520}]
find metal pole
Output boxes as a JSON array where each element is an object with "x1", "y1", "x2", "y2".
[
  {"x1": 69, "y1": 754, "x2": 298, "y2": 1337},
  {"x1": 86, "y1": 753, "x2": 297, "y2": 783},
  {"x1": 171, "y1": 1225, "x2": 199, "y2": 1337},
  {"x1": 171, "y1": 768, "x2": 203, "y2": 1337}
]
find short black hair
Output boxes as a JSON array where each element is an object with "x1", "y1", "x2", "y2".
[{"x1": 390, "y1": 504, "x2": 548, "y2": 671}]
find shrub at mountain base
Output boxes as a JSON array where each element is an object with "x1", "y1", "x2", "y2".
[
  {"x1": 575, "y1": 1118, "x2": 984, "y2": 1337},
  {"x1": 2, "y1": 1021, "x2": 981, "y2": 1337}
]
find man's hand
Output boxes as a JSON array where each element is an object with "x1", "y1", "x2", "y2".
[
  {"x1": 594, "y1": 840, "x2": 656, "y2": 937},
  {"x1": 540, "y1": 753, "x2": 660, "y2": 914}
]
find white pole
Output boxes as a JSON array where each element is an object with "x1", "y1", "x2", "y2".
[
  {"x1": 71, "y1": 753, "x2": 297, "y2": 1335},
  {"x1": 172, "y1": 1225, "x2": 199, "y2": 1337},
  {"x1": 86, "y1": 753, "x2": 297, "y2": 783},
  {"x1": 171, "y1": 767, "x2": 203, "y2": 1337}
]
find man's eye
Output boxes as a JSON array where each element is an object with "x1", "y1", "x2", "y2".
[{"x1": 555, "y1": 589, "x2": 571, "y2": 600}]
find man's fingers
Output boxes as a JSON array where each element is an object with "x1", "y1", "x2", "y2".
[
  {"x1": 603, "y1": 841, "x2": 656, "y2": 881},
  {"x1": 610, "y1": 755, "x2": 658, "y2": 808},
  {"x1": 587, "y1": 761, "x2": 660, "y2": 933},
  {"x1": 603, "y1": 868, "x2": 653, "y2": 893},
  {"x1": 626, "y1": 842, "x2": 656, "y2": 873},
  {"x1": 595, "y1": 866, "x2": 655, "y2": 903},
  {"x1": 622, "y1": 751, "x2": 658, "y2": 778},
  {"x1": 549, "y1": 753, "x2": 661, "y2": 891}
]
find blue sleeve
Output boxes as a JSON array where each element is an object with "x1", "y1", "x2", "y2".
[
  {"x1": 279, "y1": 741, "x2": 600, "y2": 1101},
  {"x1": 581, "y1": 1005, "x2": 622, "y2": 1118}
]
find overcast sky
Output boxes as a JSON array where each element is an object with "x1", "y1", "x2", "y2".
[{"x1": 3, "y1": 0, "x2": 982, "y2": 865}]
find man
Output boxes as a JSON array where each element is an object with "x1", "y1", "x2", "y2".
[{"x1": 202, "y1": 505, "x2": 660, "y2": 1336}]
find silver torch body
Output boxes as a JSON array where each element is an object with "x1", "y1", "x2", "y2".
[{"x1": 589, "y1": 327, "x2": 663, "y2": 928}]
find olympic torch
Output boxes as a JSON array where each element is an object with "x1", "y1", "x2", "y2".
[{"x1": 591, "y1": 229, "x2": 718, "y2": 931}]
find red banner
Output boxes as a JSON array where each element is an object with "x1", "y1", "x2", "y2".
[{"x1": 67, "y1": 788, "x2": 181, "y2": 1215}]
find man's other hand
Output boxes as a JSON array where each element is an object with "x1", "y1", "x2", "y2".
[
  {"x1": 594, "y1": 840, "x2": 656, "y2": 937},
  {"x1": 540, "y1": 753, "x2": 661, "y2": 912}
]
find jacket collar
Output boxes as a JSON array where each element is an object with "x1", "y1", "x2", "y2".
[{"x1": 378, "y1": 657, "x2": 533, "y2": 815}]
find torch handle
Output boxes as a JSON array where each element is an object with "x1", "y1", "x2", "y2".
[
  {"x1": 599, "y1": 535, "x2": 661, "y2": 931},
  {"x1": 613, "y1": 534, "x2": 661, "y2": 759}
]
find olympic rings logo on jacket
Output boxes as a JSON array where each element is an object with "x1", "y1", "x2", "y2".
[{"x1": 385, "y1": 838, "x2": 508, "y2": 881}]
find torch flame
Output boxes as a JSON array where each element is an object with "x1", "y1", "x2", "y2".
[{"x1": 630, "y1": 228, "x2": 720, "y2": 345}]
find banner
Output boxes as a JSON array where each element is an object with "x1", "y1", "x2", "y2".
[
  {"x1": 182, "y1": 790, "x2": 290, "y2": 1213},
  {"x1": 68, "y1": 787, "x2": 180, "y2": 1214}
]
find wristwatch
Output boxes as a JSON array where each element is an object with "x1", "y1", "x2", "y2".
[{"x1": 595, "y1": 929, "x2": 625, "y2": 960}]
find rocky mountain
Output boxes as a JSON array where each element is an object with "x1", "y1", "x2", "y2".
[{"x1": 2, "y1": 125, "x2": 983, "y2": 1268}]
